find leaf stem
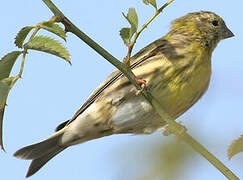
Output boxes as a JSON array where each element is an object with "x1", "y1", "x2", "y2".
[
  {"x1": 18, "y1": 50, "x2": 27, "y2": 78},
  {"x1": 29, "y1": 27, "x2": 40, "y2": 40},
  {"x1": 9, "y1": 50, "x2": 27, "y2": 90},
  {"x1": 42, "y1": 0, "x2": 239, "y2": 179}
]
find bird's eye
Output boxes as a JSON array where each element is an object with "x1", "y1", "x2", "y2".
[{"x1": 212, "y1": 20, "x2": 219, "y2": 26}]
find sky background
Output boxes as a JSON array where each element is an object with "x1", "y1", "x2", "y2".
[{"x1": 1, "y1": 0, "x2": 243, "y2": 180}]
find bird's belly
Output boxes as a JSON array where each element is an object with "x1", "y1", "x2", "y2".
[
  {"x1": 110, "y1": 65, "x2": 211, "y2": 134},
  {"x1": 111, "y1": 95, "x2": 165, "y2": 134}
]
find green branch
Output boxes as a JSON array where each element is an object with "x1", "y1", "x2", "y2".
[{"x1": 42, "y1": 0, "x2": 239, "y2": 179}]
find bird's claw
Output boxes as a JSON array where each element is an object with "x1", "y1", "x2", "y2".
[
  {"x1": 134, "y1": 76, "x2": 146, "y2": 87},
  {"x1": 130, "y1": 77, "x2": 147, "y2": 96}
]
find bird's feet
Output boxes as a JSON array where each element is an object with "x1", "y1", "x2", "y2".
[{"x1": 133, "y1": 77, "x2": 146, "y2": 95}]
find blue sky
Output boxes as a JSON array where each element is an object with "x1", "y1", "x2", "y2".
[{"x1": 1, "y1": 0, "x2": 243, "y2": 179}]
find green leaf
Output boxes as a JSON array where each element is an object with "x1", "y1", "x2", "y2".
[
  {"x1": 0, "y1": 77, "x2": 14, "y2": 110},
  {"x1": 142, "y1": 0, "x2": 157, "y2": 9},
  {"x1": 143, "y1": 0, "x2": 150, "y2": 5},
  {"x1": 122, "y1": 8, "x2": 138, "y2": 37},
  {"x1": 228, "y1": 135, "x2": 243, "y2": 160},
  {"x1": 14, "y1": 26, "x2": 34, "y2": 48},
  {"x1": 127, "y1": 8, "x2": 138, "y2": 35},
  {"x1": 0, "y1": 51, "x2": 22, "y2": 81},
  {"x1": 149, "y1": 0, "x2": 157, "y2": 9},
  {"x1": 0, "y1": 51, "x2": 21, "y2": 150},
  {"x1": 39, "y1": 22, "x2": 66, "y2": 41},
  {"x1": 24, "y1": 35, "x2": 71, "y2": 63},
  {"x1": 120, "y1": 28, "x2": 131, "y2": 46},
  {"x1": 0, "y1": 77, "x2": 15, "y2": 150}
]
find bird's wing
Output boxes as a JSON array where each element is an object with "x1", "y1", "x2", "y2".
[{"x1": 55, "y1": 38, "x2": 167, "y2": 131}]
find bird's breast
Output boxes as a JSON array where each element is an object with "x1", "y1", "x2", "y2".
[{"x1": 153, "y1": 52, "x2": 212, "y2": 118}]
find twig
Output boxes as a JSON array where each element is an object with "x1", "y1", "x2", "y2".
[{"x1": 126, "y1": 0, "x2": 174, "y2": 67}]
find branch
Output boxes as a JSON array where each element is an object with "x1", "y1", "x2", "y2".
[{"x1": 42, "y1": 0, "x2": 239, "y2": 179}]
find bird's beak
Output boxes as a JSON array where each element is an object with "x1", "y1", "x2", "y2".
[{"x1": 222, "y1": 27, "x2": 234, "y2": 39}]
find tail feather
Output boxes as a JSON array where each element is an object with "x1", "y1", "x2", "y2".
[
  {"x1": 14, "y1": 133, "x2": 62, "y2": 160},
  {"x1": 26, "y1": 147, "x2": 66, "y2": 178},
  {"x1": 14, "y1": 131, "x2": 65, "y2": 177}
]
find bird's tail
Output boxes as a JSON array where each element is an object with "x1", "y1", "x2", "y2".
[{"x1": 14, "y1": 130, "x2": 66, "y2": 177}]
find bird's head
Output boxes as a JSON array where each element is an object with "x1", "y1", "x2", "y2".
[{"x1": 170, "y1": 11, "x2": 234, "y2": 50}]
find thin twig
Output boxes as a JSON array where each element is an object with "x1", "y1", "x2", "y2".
[{"x1": 126, "y1": 0, "x2": 174, "y2": 66}]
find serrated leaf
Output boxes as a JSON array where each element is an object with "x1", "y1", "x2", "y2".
[
  {"x1": 142, "y1": 0, "x2": 157, "y2": 9},
  {"x1": 14, "y1": 26, "x2": 34, "y2": 48},
  {"x1": 122, "y1": 8, "x2": 138, "y2": 37},
  {"x1": 24, "y1": 35, "x2": 70, "y2": 63},
  {"x1": 120, "y1": 28, "x2": 131, "y2": 46},
  {"x1": 0, "y1": 77, "x2": 15, "y2": 150},
  {"x1": 0, "y1": 51, "x2": 22, "y2": 81},
  {"x1": 39, "y1": 22, "x2": 66, "y2": 41},
  {"x1": 228, "y1": 135, "x2": 243, "y2": 159}
]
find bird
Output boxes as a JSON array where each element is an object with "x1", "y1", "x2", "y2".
[{"x1": 14, "y1": 11, "x2": 234, "y2": 177}]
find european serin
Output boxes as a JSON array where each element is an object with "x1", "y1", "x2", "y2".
[{"x1": 14, "y1": 11, "x2": 234, "y2": 177}]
